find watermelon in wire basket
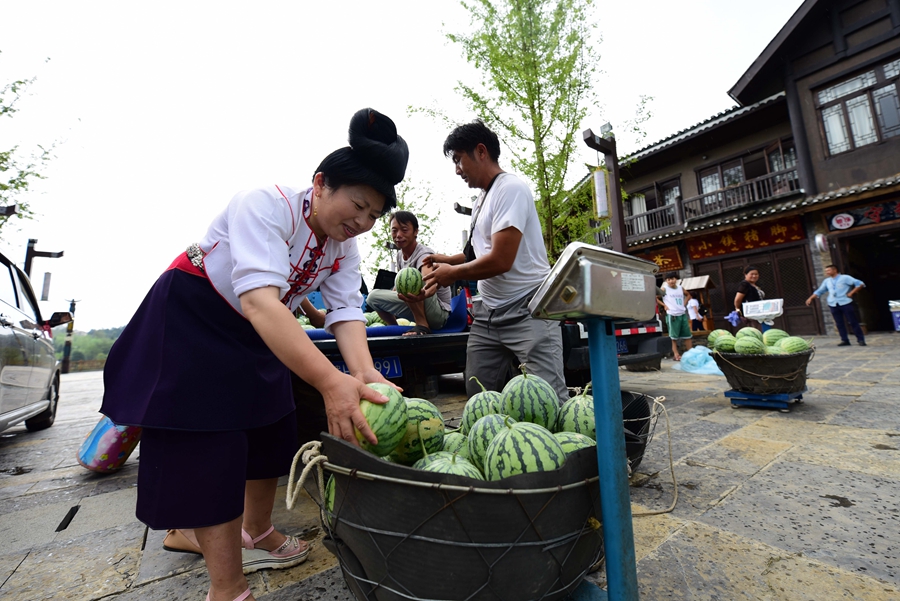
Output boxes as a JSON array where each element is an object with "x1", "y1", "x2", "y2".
[
  {"x1": 301, "y1": 433, "x2": 604, "y2": 601},
  {"x1": 712, "y1": 348, "x2": 814, "y2": 395}
]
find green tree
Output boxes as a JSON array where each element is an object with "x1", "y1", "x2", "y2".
[
  {"x1": 364, "y1": 179, "x2": 443, "y2": 281},
  {"x1": 0, "y1": 52, "x2": 53, "y2": 234},
  {"x1": 447, "y1": 0, "x2": 600, "y2": 260}
]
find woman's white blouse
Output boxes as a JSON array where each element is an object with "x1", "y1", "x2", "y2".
[{"x1": 198, "y1": 185, "x2": 365, "y2": 333}]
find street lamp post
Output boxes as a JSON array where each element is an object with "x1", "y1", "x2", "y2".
[{"x1": 583, "y1": 128, "x2": 628, "y2": 254}]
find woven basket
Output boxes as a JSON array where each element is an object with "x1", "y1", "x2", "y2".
[
  {"x1": 712, "y1": 349, "x2": 814, "y2": 395},
  {"x1": 307, "y1": 434, "x2": 604, "y2": 601}
]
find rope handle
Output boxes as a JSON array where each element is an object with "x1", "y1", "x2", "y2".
[{"x1": 286, "y1": 440, "x2": 329, "y2": 519}]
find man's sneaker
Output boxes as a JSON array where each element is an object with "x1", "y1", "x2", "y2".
[
  {"x1": 858, "y1": 341, "x2": 867, "y2": 346},
  {"x1": 837, "y1": 341, "x2": 851, "y2": 346}
]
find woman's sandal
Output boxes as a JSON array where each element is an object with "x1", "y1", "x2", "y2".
[
  {"x1": 206, "y1": 588, "x2": 251, "y2": 601},
  {"x1": 241, "y1": 526, "x2": 311, "y2": 574},
  {"x1": 401, "y1": 325, "x2": 431, "y2": 337},
  {"x1": 163, "y1": 529, "x2": 202, "y2": 555}
]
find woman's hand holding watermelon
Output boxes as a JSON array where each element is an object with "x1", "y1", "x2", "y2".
[{"x1": 317, "y1": 370, "x2": 388, "y2": 446}]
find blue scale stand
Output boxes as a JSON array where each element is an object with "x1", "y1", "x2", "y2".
[{"x1": 725, "y1": 388, "x2": 806, "y2": 412}]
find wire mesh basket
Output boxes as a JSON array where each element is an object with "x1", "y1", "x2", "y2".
[
  {"x1": 622, "y1": 391, "x2": 658, "y2": 473},
  {"x1": 712, "y1": 349, "x2": 814, "y2": 395},
  {"x1": 302, "y1": 434, "x2": 605, "y2": 601}
]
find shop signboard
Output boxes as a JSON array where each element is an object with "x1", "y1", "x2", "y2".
[
  {"x1": 687, "y1": 216, "x2": 806, "y2": 260},
  {"x1": 635, "y1": 245, "x2": 683, "y2": 271},
  {"x1": 826, "y1": 199, "x2": 900, "y2": 232}
]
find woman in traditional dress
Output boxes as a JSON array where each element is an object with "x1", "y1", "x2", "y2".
[{"x1": 100, "y1": 108, "x2": 408, "y2": 601}]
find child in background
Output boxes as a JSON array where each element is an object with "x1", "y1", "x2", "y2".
[
  {"x1": 656, "y1": 271, "x2": 693, "y2": 361},
  {"x1": 687, "y1": 294, "x2": 703, "y2": 331}
]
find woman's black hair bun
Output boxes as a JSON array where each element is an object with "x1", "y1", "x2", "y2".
[{"x1": 348, "y1": 108, "x2": 409, "y2": 185}]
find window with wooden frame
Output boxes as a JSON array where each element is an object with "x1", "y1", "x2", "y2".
[
  {"x1": 629, "y1": 178, "x2": 681, "y2": 213},
  {"x1": 816, "y1": 56, "x2": 900, "y2": 156}
]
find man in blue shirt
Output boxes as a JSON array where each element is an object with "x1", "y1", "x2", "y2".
[{"x1": 806, "y1": 265, "x2": 866, "y2": 346}]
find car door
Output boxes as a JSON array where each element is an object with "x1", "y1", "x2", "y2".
[
  {"x1": 0, "y1": 260, "x2": 35, "y2": 413},
  {"x1": 11, "y1": 266, "x2": 56, "y2": 403}
]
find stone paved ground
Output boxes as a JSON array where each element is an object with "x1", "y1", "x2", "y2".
[{"x1": 0, "y1": 333, "x2": 898, "y2": 600}]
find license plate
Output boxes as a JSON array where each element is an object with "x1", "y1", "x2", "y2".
[
  {"x1": 616, "y1": 338, "x2": 629, "y2": 354},
  {"x1": 332, "y1": 356, "x2": 403, "y2": 379}
]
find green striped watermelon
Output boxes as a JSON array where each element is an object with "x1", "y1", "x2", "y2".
[
  {"x1": 467, "y1": 413, "x2": 515, "y2": 471},
  {"x1": 395, "y1": 267, "x2": 423, "y2": 295},
  {"x1": 420, "y1": 453, "x2": 485, "y2": 480},
  {"x1": 323, "y1": 475, "x2": 335, "y2": 526},
  {"x1": 779, "y1": 336, "x2": 811, "y2": 353},
  {"x1": 715, "y1": 334, "x2": 737, "y2": 353},
  {"x1": 483, "y1": 418, "x2": 567, "y2": 481},
  {"x1": 500, "y1": 367, "x2": 560, "y2": 430},
  {"x1": 442, "y1": 431, "x2": 469, "y2": 459},
  {"x1": 555, "y1": 394, "x2": 596, "y2": 440},
  {"x1": 355, "y1": 383, "x2": 408, "y2": 456},
  {"x1": 736, "y1": 327, "x2": 763, "y2": 342},
  {"x1": 388, "y1": 398, "x2": 445, "y2": 464},
  {"x1": 554, "y1": 431, "x2": 597, "y2": 455},
  {"x1": 460, "y1": 377, "x2": 502, "y2": 434},
  {"x1": 734, "y1": 336, "x2": 766, "y2": 354},
  {"x1": 706, "y1": 329, "x2": 731, "y2": 348},
  {"x1": 412, "y1": 450, "x2": 454, "y2": 470},
  {"x1": 762, "y1": 328, "x2": 789, "y2": 347}
]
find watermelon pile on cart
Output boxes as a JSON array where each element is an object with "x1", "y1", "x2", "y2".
[
  {"x1": 289, "y1": 371, "x2": 656, "y2": 601},
  {"x1": 708, "y1": 327, "x2": 815, "y2": 410}
]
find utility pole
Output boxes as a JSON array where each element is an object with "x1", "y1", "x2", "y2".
[
  {"x1": 583, "y1": 126, "x2": 628, "y2": 254},
  {"x1": 24, "y1": 239, "x2": 65, "y2": 278},
  {"x1": 61, "y1": 299, "x2": 78, "y2": 374}
]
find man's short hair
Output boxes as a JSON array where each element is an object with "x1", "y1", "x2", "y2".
[
  {"x1": 825, "y1": 264, "x2": 838, "y2": 271},
  {"x1": 665, "y1": 271, "x2": 679, "y2": 280},
  {"x1": 390, "y1": 210, "x2": 418, "y2": 230},
  {"x1": 443, "y1": 120, "x2": 501, "y2": 162}
]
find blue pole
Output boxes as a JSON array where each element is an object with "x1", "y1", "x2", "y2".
[{"x1": 586, "y1": 317, "x2": 639, "y2": 600}]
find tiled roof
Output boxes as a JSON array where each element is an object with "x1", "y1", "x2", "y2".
[
  {"x1": 625, "y1": 171, "x2": 900, "y2": 248},
  {"x1": 626, "y1": 92, "x2": 786, "y2": 162}
]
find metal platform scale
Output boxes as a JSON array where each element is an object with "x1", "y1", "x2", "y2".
[
  {"x1": 529, "y1": 242, "x2": 660, "y2": 601},
  {"x1": 725, "y1": 388, "x2": 807, "y2": 412}
]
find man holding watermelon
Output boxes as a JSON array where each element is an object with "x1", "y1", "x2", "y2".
[
  {"x1": 365, "y1": 210, "x2": 452, "y2": 335},
  {"x1": 422, "y1": 120, "x2": 569, "y2": 405}
]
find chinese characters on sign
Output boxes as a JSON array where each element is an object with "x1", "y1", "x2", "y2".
[
  {"x1": 635, "y1": 246, "x2": 683, "y2": 271},
  {"x1": 826, "y1": 200, "x2": 900, "y2": 231},
  {"x1": 686, "y1": 216, "x2": 806, "y2": 260}
]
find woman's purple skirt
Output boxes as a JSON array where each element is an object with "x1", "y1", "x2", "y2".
[{"x1": 101, "y1": 265, "x2": 294, "y2": 432}]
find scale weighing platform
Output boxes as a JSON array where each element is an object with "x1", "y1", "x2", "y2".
[{"x1": 725, "y1": 388, "x2": 807, "y2": 412}]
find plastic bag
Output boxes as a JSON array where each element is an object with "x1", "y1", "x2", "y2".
[
  {"x1": 673, "y1": 346, "x2": 725, "y2": 376},
  {"x1": 76, "y1": 416, "x2": 142, "y2": 473}
]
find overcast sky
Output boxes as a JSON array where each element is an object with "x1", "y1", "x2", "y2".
[{"x1": 0, "y1": 0, "x2": 805, "y2": 331}]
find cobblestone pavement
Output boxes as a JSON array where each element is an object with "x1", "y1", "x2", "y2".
[{"x1": 0, "y1": 333, "x2": 898, "y2": 600}]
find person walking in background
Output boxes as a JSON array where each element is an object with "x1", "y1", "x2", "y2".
[
  {"x1": 423, "y1": 119, "x2": 568, "y2": 405},
  {"x1": 734, "y1": 265, "x2": 769, "y2": 332},
  {"x1": 805, "y1": 264, "x2": 867, "y2": 347},
  {"x1": 656, "y1": 271, "x2": 693, "y2": 361}
]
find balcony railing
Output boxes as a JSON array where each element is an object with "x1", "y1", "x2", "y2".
[
  {"x1": 682, "y1": 168, "x2": 800, "y2": 222},
  {"x1": 592, "y1": 168, "x2": 801, "y2": 247},
  {"x1": 625, "y1": 204, "x2": 677, "y2": 237}
]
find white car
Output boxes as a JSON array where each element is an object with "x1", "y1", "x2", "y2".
[{"x1": 0, "y1": 251, "x2": 72, "y2": 433}]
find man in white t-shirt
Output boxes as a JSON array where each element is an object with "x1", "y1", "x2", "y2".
[
  {"x1": 656, "y1": 271, "x2": 693, "y2": 361},
  {"x1": 423, "y1": 120, "x2": 568, "y2": 404},
  {"x1": 365, "y1": 211, "x2": 451, "y2": 334}
]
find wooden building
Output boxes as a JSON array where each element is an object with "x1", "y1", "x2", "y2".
[{"x1": 599, "y1": 0, "x2": 900, "y2": 335}]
